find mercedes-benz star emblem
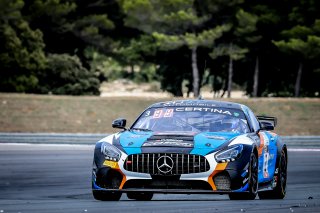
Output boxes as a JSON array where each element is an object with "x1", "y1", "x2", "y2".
[{"x1": 156, "y1": 155, "x2": 174, "y2": 174}]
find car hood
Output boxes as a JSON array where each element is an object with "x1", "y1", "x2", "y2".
[{"x1": 114, "y1": 130, "x2": 241, "y2": 156}]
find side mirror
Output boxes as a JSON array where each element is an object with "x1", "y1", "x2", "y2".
[
  {"x1": 112, "y1": 118, "x2": 127, "y2": 129},
  {"x1": 260, "y1": 121, "x2": 274, "y2": 131}
]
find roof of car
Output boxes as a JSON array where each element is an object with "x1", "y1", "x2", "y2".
[{"x1": 148, "y1": 99, "x2": 244, "y2": 110}]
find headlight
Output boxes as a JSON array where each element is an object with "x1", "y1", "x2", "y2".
[
  {"x1": 101, "y1": 143, "x2": 121, "y2": 162},
  {"x1": 215, "y1": 145, "x2": 243, "y2": 163}
]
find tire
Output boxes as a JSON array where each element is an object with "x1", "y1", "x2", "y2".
[
  {"x1": 229, "y1": 152, "x2": 258, "y2": 200},
  {"x1": 92, "y1": 167, "x2": 123, "y2": 201},
  {"x1": 92, "y1": 190, "x2": 122, "y2": 201},
  {"x1": 258, "y1": 149, "x2": 287, "y2": 199},
  {"x1": 127, "y1": 192, "x2": 153, "y2": 201}
]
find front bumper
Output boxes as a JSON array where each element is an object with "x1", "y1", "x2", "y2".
[{"x1": 93, "y1": 147, "x2": 252, "y2": 193}]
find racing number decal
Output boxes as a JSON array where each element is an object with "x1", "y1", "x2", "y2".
[
  {"x1": 145, "y1": 111, "x2": 151, "y2": 116},
  {"x1": 261, "y1": 132, "x2": 270, "y2": 178},
  {"x1": 164, "y1": 109, "x2": 174, "y2": 117},
  {"x1": 153, "y1": 109, "x2": 173, "y2": 118},
  {"x1": 153, "y1": 109, "x2": 163, "y2": 118}
]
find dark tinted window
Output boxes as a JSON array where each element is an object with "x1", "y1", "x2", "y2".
[{"x1": 247, "y1": 109, "x2": 260, "y2": 132}]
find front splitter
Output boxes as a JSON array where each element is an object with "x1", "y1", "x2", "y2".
[{"x1": 93, "y1": 188, "x2": 248, "y2": 194}]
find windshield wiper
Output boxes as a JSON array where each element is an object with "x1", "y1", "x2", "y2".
[{"x1": 130, "y1": 127, "x2": 152, "y2": 132}]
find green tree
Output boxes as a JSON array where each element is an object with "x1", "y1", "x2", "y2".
[
  {"x1": 0, "y1": 0, "x2": 46, "y2": 92},
  {"x1": 20, "y1": 0, "x2": 116, "y2": 95},
  {"x1": 37, "y1": 54, "x2": 100, "y2": 95},
  {"x1": 234, "y1": 9, "x2": 261, "y2": 97},
  {"x1": 153, "y1": 25, "x2": 231, "y2": 97},
  {"x1": 210, "y1": 43, "x2": 248, "y2": 98},
  {"x1": 120, "y1": 0, "x2": 231, "y2": 97},
  {"x1": 24, "y1": 0, "x2": 117, "y2": 65},
  {"x1": 274, "y1": 20, "x2": 320, "y2": 97},
  {"x1": 245, "y1": 0, "x2": 320, "y2": 97},
  {"x1": 114, "y1": 35, "x2": 157, "y2": 80}
]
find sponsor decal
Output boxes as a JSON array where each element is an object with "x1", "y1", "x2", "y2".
[
  {"x1": 143, "y1": 139, "x2": 193, "y2": 147},
  {"x1": 158, "y1": 139, "x2": 183, "y2": 142},
  {"x1": 163, "y1": 100, "x2": 217, "y2": 107},
  {"x1": 243, "y1": 177, "x2": 249, "y2": 184},
  {"x1": 127, "y1": 135, "x2": 145, "y2": 138},
  {"x1": 174, "y1": 107, "x2": 232, "y2": 115},
  {"x1": 154, "y1": 131, "x2": 198, "y2": 136},
  {"x1": 144, "y1": 106, "x2": 245, "y2": 119},
  {"x1": 205, "y1": 135, "x2": 226, "y2": 140}
]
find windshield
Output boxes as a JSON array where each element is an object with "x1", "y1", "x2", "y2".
[{"x1": 132, "y1": 106, "x2": 250, "y2": 134}]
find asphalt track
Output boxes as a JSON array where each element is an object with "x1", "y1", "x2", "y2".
[{"x1": 0, "y1": 144, "x2": 320, "y2": 213}]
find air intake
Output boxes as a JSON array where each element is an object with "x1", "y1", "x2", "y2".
[{"x1": 213, "y1": 173, "x2": 231, "y2": 190}]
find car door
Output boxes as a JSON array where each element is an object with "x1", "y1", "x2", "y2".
[
  {"x1": 246, "y1": 109, "x2": 276, "y2": 183},
  {"x1": 258, "y1": 130, "x2": 278, "y2": 183}
]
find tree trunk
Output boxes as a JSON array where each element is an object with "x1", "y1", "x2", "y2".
[
  {"x1": 294, "y1": 62, "x2": 303, "y2": 97},
  {"x1": 130, "y1": 64, "x2": 135, "y2": 79},
  {"x1": 212, "y1": 75, "x2": 216, "y2": 98},
  {"x1": 220, "y1": 79, "x2": 227, "y2": 98},
  {"x1": 191, "y1": 46, "x2": 200, "y2": 97},
  {"x1": 252, "y1": 56, "x2": 259, "y2": 97},
  {"x1": 227, "y1": 54, "x2": 233, "y2": 98}
]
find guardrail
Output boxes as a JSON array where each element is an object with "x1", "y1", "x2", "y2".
[
  {"x1": 281, "y1": 136, "x2": 320, "y2": 148},
  {"x1": 0, "y1": 133, "x2": 108, "y2": 145},
  {"x1": 0, "y1": 133, "x2": 319, "y2": 148}
]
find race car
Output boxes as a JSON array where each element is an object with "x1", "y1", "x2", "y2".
[{"x1": 92, "y1": 100, "x2": 287, "y2": 201}]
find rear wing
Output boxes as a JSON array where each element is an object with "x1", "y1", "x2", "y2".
[{"x1": 257, "y1": 116, "x2": 277, "y2": 127}]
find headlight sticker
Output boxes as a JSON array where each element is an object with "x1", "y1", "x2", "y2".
[
  {"x1": 215, "y1": 145, "x2": 243, "y2": 163},
  {"x1": 103, "y1": 160, "x2": 119, "y2": 169}
]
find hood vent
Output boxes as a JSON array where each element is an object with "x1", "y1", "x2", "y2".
[{"x1": 142, "y1": 134, "x2": 194, "y2": 148}]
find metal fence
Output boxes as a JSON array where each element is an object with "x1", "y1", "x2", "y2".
[{"x1": 0, "y1": 133, "x2": 319, "y2": 148}]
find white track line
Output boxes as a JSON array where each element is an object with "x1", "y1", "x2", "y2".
[{"x1": 288, "y1": 148, "x2": 320, "y2": 152}]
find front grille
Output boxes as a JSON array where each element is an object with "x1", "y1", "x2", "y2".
[{"x1": 124, "y1": 153, "x2": 210, "y2": 175}]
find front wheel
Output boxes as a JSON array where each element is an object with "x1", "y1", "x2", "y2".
[
  {"x1": 92, "y1": 190, "x2": 122, "y2": 201},
  {"x1": 259, "y1": 149, "x2": 287, "y2": 199},
  {"x1": 127, "y1": 192, "x2": 153, "y2": 201},
  {"x1": 229, "y1": 152, "x2": 258, "y2": 200}
]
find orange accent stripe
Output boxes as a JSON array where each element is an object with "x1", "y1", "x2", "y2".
[
  {"x1": 115, "y1": 168, "x2": 126, "y2": 189},
  {"x1": 258, "y1": 133, "x2": 264, "y2": 157},
  {"x1": 207, "y1": 162, "x2": 228, "y2": 190},
  {"x1": 119, "y1": 175, "x2": 126, "y2": 189}
]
